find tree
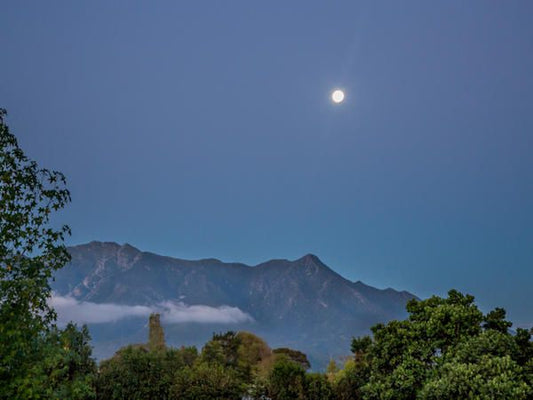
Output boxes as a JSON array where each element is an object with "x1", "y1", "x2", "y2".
[
  {"x1": 332, "y1": 356, "x2": 370, "y2": 400},
  {"x1": 201, "y1": 331, "x2": 242, "y2": 368},
  {"x1": 267, "y1": 356, "x2": 307, "y2": 400},
  {"x1": 419, "y1": 356, "x2": 530, "y2": 399},
  {"x1": 483, "y1": 307, "x2": 513, "y2": 333},
  {"x1": 148, "y1": 313, "x2": 166, "y2": 351},
  {"x1": 170, "y1": 362, "x2": 244, "y2": 400},
  {"x1": 272, "y1": 347, "x2": 311, "y2": 370},
  {"x1": 350, "y1": 290, "x2": 532, "y2": 400},
  {"x1": 23, "y1": 323, "x2": 97, "y2": 400},
  {"x1": 97, "y1": 346, "x2": 167, "y2": 400},
  {"x1": 0, "y1": 108, "x2": 71, "y2": 399},
  {"x1": 305, "y1": 372, "x2": 334, "y2": 400},
  {"x1": 96, "y1": 344, "x2": 198, "y2": 400},
  {"x1": 235, "y1": 331, "x2": 272, "y2": 382}
]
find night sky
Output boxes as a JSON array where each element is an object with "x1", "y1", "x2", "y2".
[{"x1": 2, "y1": 1, "x2": 532, "y2": 325}]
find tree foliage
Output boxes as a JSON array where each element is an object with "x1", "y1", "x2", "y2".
[
  {"x1": 267, "y1": 356, "x2": 307, "y2": 400},
  {"x1": 272, "y1": 347, "x2": 311, "y2": 370},
  {"x1": 170, "y1": 362, "x2": 244, "y2": 400},
  {"x1": 22, "y1": 323, "x2": 97, "y2": 400},
  {"x1": 96, "y1": 344, "x2": 199, "y2": 400},
  {"x1": 84, "y1": 294, "x2": 533, "y2": 399},
  {"x1": 0, "y1": 108, "x2": 72, "y2": 399},
  {"x1": 346, "y1": 290, "x2": 533, "y2": 400}
]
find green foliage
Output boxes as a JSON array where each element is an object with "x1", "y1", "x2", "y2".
[
  {"x1": 264, "y1": 357, "x2": 335, "y2": 400},
  {"x1": 326, "y1": 358, "x2": 339, "y2": 375},
  {"x1": 148, "y1": 313, "x2": 166, "y2": 351},
  {"x1": 23, "y1": 323, "x2": 97, "y2": 400},
  {"x1": 341, "y1": 290, "x2": 533, "y2": 400},
  {"x1": 483, "y1": 307, "x2": 513, "y2": 333},
  {"x1": 201, "y1": 330, "x2": 273, "y2": 384},
  {"x1": 164, "y1": 345, "x2": 199, "y2": 371},
  {"x1": 267, "y1": 356, "x2": 307, "y2": 400},
  {"x1": 351, "y1": 335, "x2": 372, "y2": 357},
  {"x1": 96, "y1": 345, "x2": 199, "y2": 400},
  {"x1": 515, "y1": 328, "x2": 533, "y2": 366},
  {"x1": 420, "y1": 356, "x2": 530, "y2": 399},
  {"x1": 332, "y1": 357, "x2": 370, "y2": 400},
  {"x1": 97, "y1": 347, "x2": 162, "y2": 400},
  {"x1": 306, "y1": 372, "x2": 335, "y2": 400},
  {"x1": 237, "y1": 331, "x2": 271, "y2": 367},
  {"x1": 272, "y1": 347, "x2": 311, "y2": 370},
  {"x1": 170, "y1": 362, "x2": 244, "y2": 400},
  {"x1": 0, "y1": 109, "x2": 72, "y2": 399},
  {"x1": 405, "y1": 289, "x2": 484, "y2": 353},
  {"x1": 201, "y1": 331, "x2": 241, "y2": 368},
  {"x1": 419, "y1": 328, "x2": 533, "y2": 399},
  {"x1": 87, "y1": 296, "x2": 533, "y2": 400}
]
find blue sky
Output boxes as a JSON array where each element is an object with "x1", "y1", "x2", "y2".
[{"x1": 1, "y1": 1, "x2": 532, "y2": 324}]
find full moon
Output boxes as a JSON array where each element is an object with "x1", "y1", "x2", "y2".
[{"x1": 331, "y1": 89, "x2": 345, "y2": 104}]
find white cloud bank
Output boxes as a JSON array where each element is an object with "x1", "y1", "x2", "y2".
[
  {"x1": 158, "y1": 301, "x2": 253, "y2": 324},
  {"x1": 50, "y1": 295, "x2": 253, "y2": 325}
]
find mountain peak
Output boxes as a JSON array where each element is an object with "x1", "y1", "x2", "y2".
[
  {"x1": 293, "y1": 253, "x2": 337, "y2": 276},
  {"x1": 119, "y1": 242, "x2": 141, "y2": 254},
  {"x1": 296, "y1": 253, "x2": 322, "y2": 264}
]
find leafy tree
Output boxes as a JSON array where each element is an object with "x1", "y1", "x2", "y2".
[
  {"x1": 347, "y1": 290, "x2": 533, "y2": 400},
  {"x1": 306, "y1": 372, "x2": 334, "y2": 400},
  {"x1": 0, "y1": 108, "x2": 71, "y2": 398},
  {"x1": 332, "y1": 357, "x2": 370, "y2": 400},
  {"x1": 483, "y1": 307, "x2": 513, "y2": 333},
  {"x1": 405, "y1": 289, "x2": 483, "y2": 353},
  {"x1": 202, "y1": 330, "x2": 272, "y2": 383},
  {"x1": 170, "y1": 362, "x2": 244, "y2": 400},
  {"x1": 351, "y1": 336, "x2": 372, "y2": 357},
  {"x1": 326, "y1": 358, "x2": 339, "y2": 376},
  {"x1": 96, "y1": 344, "x2": 198, "y2": 400},
  {"x1": 267, "y1": 356, "x2": 307, "y2": 400},
  {"x1": 164, "y1": 346, "x2": 199, "y2": 373},
  {"x1": 97, "y1": 346, "x2": 168, "y2": 400},
  {"x1": 237, "y1": 331, "x2": 271, "y2": 367},
  {"x1": 419, "y1": 356, "x2": 530, "y2": 399},
  {"x1": 201, "y1": 331, "x2": 241, "y2": 368},
  {"x1": 515, "y1": 327, "x2": 533, "y2": 366},
  {"x1": 419, "y1": 328, "x2": 532, "y2": 399},
  {"x1": 272, "y1": 347, "x2": 311, "y2": 370},
  {"x1": 23, "y1": 323, "x2": 97, "y2": 400},
  {"x1": 236, "y1": 331, "x2": 272, "y2": 381}
]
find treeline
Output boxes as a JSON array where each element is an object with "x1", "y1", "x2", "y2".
[
  {"x1": 96, "y1": 330, "x2": 316, "y2": 400},
  {"x1": 88, "y1": 292, "x2": 533, "y2": 399},
  {"x1": 5, "y1": 290, "x2": 533, "y2": 400}
]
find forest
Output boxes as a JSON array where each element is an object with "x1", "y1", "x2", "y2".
[{"x1": 1, "y1": 108, "x2": 532, "y2": 400}]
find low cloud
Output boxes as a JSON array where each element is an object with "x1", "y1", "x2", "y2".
[
  {"x1": 158, "y1": 301, "x2": 253, "y2": 324},
  {"x1": 50, "y1": 295, "x2": 152, "y2": 324},
  {"x1": 50, "y1": 295, "x2": 253, "y2": 325}
]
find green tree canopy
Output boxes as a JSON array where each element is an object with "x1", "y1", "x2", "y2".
[
  {"x1": 272, "y1": 347, "x2": 311, "y2": 370},
  {"x1": 349, "y1": 290, "x2": 533, "y2": 400},
  {"x1": 0, "y1": 108, "x2": 72, "y2": 399},
  {"x1": 23, "y1": 323, "x2": 97, "y2": 400}
]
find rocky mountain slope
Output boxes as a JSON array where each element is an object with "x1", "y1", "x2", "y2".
[{"x1": 52, "y1": 241, "x2": 416, "y2": 369}]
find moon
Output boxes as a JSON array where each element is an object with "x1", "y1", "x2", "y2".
[{"x1": 331, "y1": 89, "x2": 345, "y2": 104}]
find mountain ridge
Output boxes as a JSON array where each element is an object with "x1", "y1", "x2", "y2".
[{"x1": 52, "y1": 241, "x2": 417, "y2": 369}]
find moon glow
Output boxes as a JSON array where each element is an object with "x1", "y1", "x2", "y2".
[{"x1": 331, "y1": 89, "x2": 345, "y2": 104}]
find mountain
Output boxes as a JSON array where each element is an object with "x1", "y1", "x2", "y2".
[{"x1": 51, "y1": 241, "x2": 417, "y2": 369}]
